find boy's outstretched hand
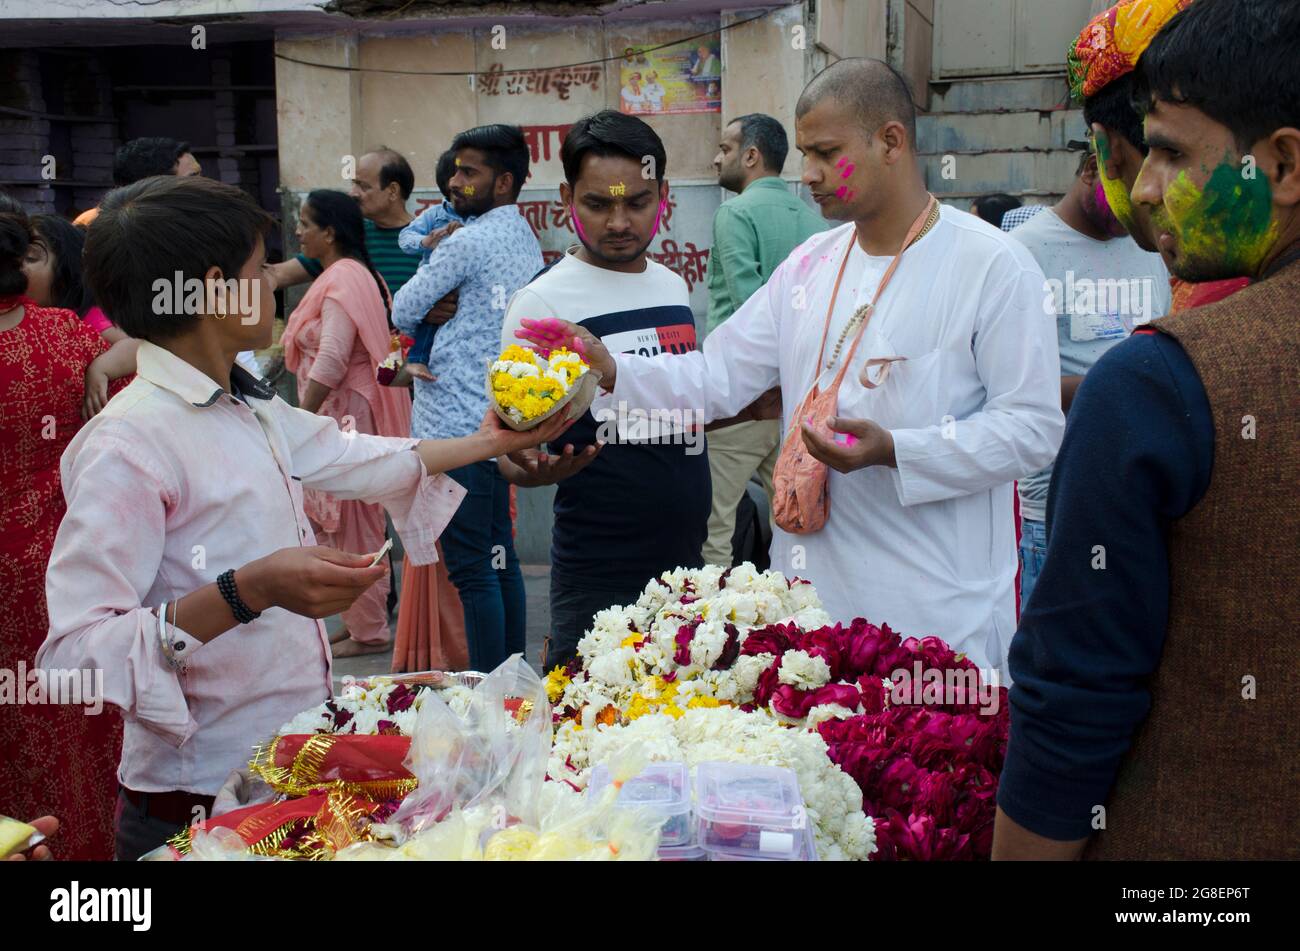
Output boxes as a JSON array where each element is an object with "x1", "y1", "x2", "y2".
[
  {"x1": 515, "y1": 318, "x2": 616, "y2": 391},
  {"x1": 478, "y1": 405, "x2": 575, "y2": 458},
  {"x1": 237, "y1": 546, "x2": 388, "y2": 619}
]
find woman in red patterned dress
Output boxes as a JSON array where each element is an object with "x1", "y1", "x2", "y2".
[{"x1": 0, "y1": 211, "x2": 133, "y2": 860}]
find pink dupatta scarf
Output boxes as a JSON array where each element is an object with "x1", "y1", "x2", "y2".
[{"x1": 282, "y1": 258, "x2": 413, "y2": 531}]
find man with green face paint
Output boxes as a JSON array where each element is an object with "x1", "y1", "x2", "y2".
[
  {"x1": 1065, "y1": 0, "x2": 1194, "y2": 252},
  {"x1": 995, "y1": 0, "x2": 1300, "y2": 860},
  {"x1": 1069, "y1": 0, "x2": 1251, "y2": 312}
]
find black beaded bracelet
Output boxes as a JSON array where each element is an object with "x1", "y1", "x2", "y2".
[{"x1": 217, "y1": 569, "x2": 261, "y2": 624}]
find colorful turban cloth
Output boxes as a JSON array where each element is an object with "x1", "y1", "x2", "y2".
[{"x1": 1067, "y1": 0, "x2": 1193, "y2": 102}]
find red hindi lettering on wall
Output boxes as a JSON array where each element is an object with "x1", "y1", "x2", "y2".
[
  {"x1": 478, "y1": 63, "x2": 601, "y2": 101},
  {"x1": 521, "y1": 124, "x2": 574, "y2": 165}
]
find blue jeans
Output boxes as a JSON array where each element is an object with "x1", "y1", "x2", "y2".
[
  {"x1": 1018, "y1": 517, "x2": 1048, "y2": 609},
  {"x1": 406, "y1": 323, "x2": 436, "y2": 365},
  {"x1": 441, "y1": 461, "x2": 525, "y2": 672}
]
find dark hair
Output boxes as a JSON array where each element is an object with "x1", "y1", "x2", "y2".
[
  {"x1": 112, "y1": 137, "x2": 191, "y2": 187},
  {"x1": 30, "y1": 215, "x2": 93, "y2": 315},
  {"x1": 451, "y1": 124, "x2": 531, "y2": 199},
  {"x1": 971, "y1": 193, "x2": 1022, "y2": 227},
  {"x1": 729, "y1": 114, "x2": 789, "y2": 174},
  {"x1": 0, "y1": 190, "x2": 25, "y2": 215},
  {"x1": 84, "y1": 176, "x2": 271, "y2": 342},
  {"x1": 561, "y1": 110, "x2": 667, "y2": 185},
  {"x1": 0, "y1": 211, "x2": 32, "y2": 298},
  {"x1": 1133, "y1": 0, "x2": 1300, "y2": 152},
  {"x1": 1084, "y1": 74, "x2": 1147, "y2": 155},
  {"x1": 434, "y1": 148, "x2": 458, "y2": 200},
  {"x1": 797, "y1": 58, "x2": 917, "y2": 148},
  {"x1": 368, "y1": 147, "x2": 415, "y2": 201},
  {"x1": 303, "y1": 189, "x2": 392, "y2": 324}
]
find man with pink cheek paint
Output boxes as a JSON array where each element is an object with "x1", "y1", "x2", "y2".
[
  {"x1": 517, "y1": 61, "x2": 1067, "y2": 679},
  {"x1": 1006, "y1": 144, "x2": 1170, "y2": 608},
  {"x1": 497, "y1": 111, "x2": 710, "y2": 674}
]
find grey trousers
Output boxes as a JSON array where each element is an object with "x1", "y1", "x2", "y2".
[{"x1": 113, "y1": 789, "x2": 203, "y2": 862}]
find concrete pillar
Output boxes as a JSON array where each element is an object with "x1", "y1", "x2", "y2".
[
  {"x1": 721, "y1": 3, "x2": 808, "y2": 182},
  {"x1": 274, "y1": 34, "x2": 363, "y2": 277},
  {"x1": 275, "y1": 34, "x2": 362, "y2": 194}
]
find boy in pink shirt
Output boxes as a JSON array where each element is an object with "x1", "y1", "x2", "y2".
[{"x1": 36, "y1": 175, "x2": 568, "y2": 860}]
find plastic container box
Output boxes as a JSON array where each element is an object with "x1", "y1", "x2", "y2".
[
  {"x1": 658, "y1": 843, "x2": 708, "y2": 862},
  {"x1": 694, "y1": 762, "x2": 806, "y2": 859},
  {"x1": 707, "y1": 823, "x2": 818, "y2": 861},
  {"x1": 587, "y1": 761, "x2": 693, "y2": 847}
]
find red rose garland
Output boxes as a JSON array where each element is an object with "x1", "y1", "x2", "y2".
[{"x1": 731, "y1": 618, "x2": 1009, "y2": 861}]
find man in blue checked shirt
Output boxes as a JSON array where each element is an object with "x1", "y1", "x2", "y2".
[{"x1": 392, "y1": 124, "x2": 544, "y2": 673}]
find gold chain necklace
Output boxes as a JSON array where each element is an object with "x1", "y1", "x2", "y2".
[{"x1": 825, "y1": 201, "x2": 941, "y2": 371}]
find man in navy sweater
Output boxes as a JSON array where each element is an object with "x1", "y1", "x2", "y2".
[{"x1": 993, "y1": 0, "x2": 1300, "y2": 859}]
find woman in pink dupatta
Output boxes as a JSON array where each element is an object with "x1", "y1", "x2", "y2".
[{"x1": 282, "y1": 190, "x2": 412, "y2": 656}]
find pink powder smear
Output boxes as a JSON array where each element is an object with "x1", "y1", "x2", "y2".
[
  {"x1": 840, "y1": 163, "x2": 855, "y2": 179},
  {"x1": 569, "y1": 205, "x2": 591, "y2": 243},
  {"x1": 835, "y1": 185, "x2": 856, "y2": 201},
  {"x1": 651, "y1": 199, "x2": 667, "y2": 238}
]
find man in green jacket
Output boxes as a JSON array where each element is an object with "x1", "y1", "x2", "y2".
[{"x1": 703, "y1": 113, "x2": 828, "y2": 566}]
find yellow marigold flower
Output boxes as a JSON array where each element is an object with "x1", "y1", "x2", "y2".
[
  {"x1": 686, "y1": 695, "x2": 722, "y2": 710},
  {"x1": 499, "y1": 344, "x2": 536, "y2": 363},
  {"x1": 543, "y1": 667, "x2": 571, "y2": 705}
]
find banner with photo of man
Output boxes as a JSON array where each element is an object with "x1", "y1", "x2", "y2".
[{"x1": 619, "y1": 41, "x2": 721, "y2": 116}]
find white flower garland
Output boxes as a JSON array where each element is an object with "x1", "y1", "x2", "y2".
[
  {"x1": 557, "y1": 562, "x2": 832, "y2": 716},
  {"x1": 276, "y1": 681, "x2": 475, "y2": 737}
]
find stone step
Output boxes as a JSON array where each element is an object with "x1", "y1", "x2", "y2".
[
  {"x1": 928, "y1": 74, "x2": 1073, "y2": 114},
  {"x1": 917, "y1": 108, "x2": 1085, "y2": 153}
]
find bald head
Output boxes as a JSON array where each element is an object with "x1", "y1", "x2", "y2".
[{"x1": 796, "y1": 58, "x2": 917, "y2": 149}]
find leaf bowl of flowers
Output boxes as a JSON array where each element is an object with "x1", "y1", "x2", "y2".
[{"x1": 487, "y1": 344, "x2": 602, "y2": 432}]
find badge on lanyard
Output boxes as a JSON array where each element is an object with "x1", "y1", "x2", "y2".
[{"x1": 1069, "y1": 310, "x2": 1129, "y2": 342}]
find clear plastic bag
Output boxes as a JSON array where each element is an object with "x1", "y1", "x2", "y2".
[
  {"x1": 388, "y1": 653, "x2": 552, "y2": 838},
  {"x1": 182, "y1": 826, "x2": 282, "y2": 862},
  {"x1": 211, "y1": 765, "x2": 276, "y2": 817},
  {"x1": 376, "y1": 656, "x2": 665, "y2": 859}
]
